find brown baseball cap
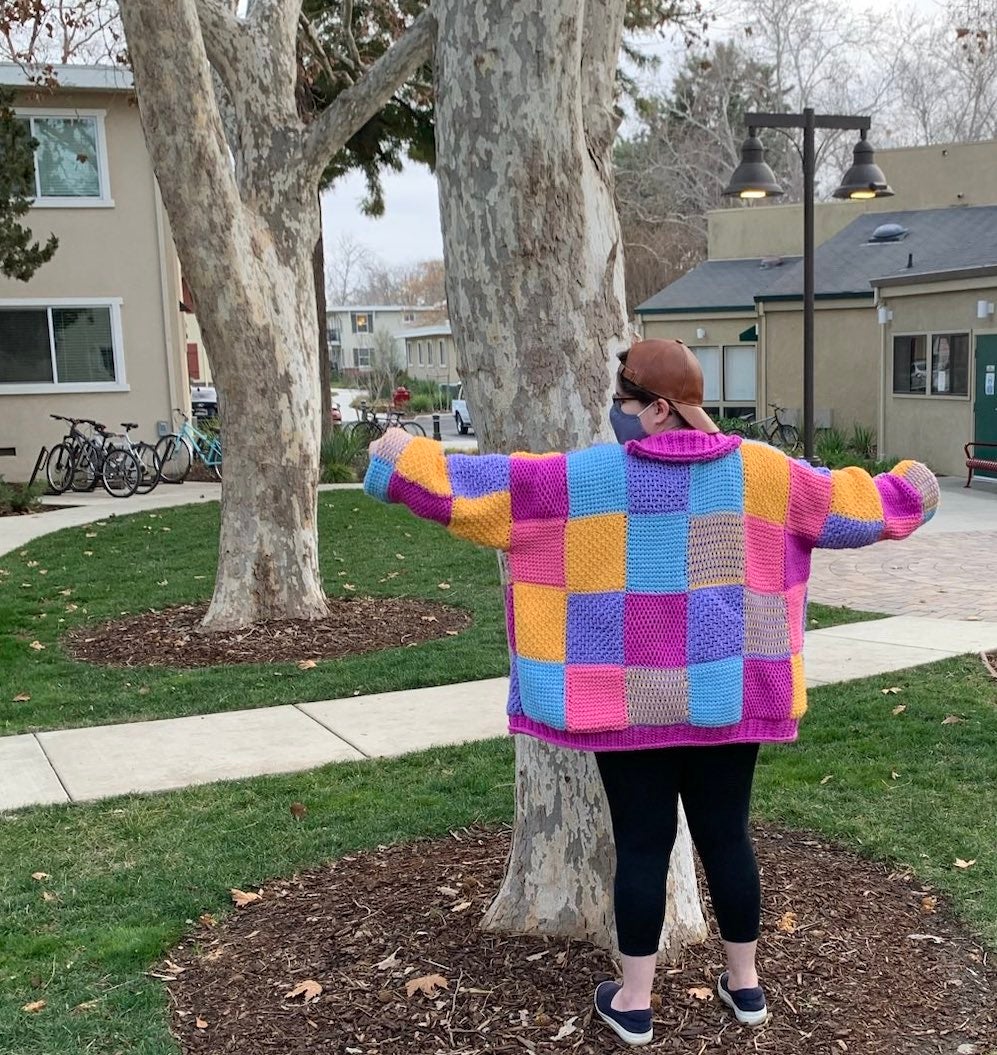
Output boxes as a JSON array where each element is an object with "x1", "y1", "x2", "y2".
[{"x1": 617, "y1": 338, "x2": 720, "y2": 434}]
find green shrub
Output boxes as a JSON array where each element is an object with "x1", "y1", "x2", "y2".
[
  {"x1": 0, "y1": 476, "x2": 43, "y2": 515},
  {"x1": 850, "y1": 423, "x2": 877, "y2": 460},
  {"x1": 815, "y1": 426, "x2": 848, "y2": 462},
  {"x1": 407, "y1": 393, "x2": 434, "y2": 414},
  {"x1": 320, "y1": 429, "x2": 368, "y2": 483}
]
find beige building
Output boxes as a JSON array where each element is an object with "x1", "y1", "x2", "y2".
[
  {"x1": 326, "y1": 305, "x2": 443, "y2": 376},
  {"x1": 0, "y1": 63, "x2": 191, "y2": 482},
  {"x1": 400, "y1": 322, "x2": 458, "y2": 386},
  {"x1": 637, "y1": 141, "x2": 997, "y2": 477}
]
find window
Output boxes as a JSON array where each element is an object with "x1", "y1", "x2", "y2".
[
  {"x1": 407, "y1": 342, "x2": 413, "y2": 366},
  {"x1": 439, "y1": 339, "x2": 446, "y2": 365},
  {"x1": 418, "y1": 341, "x2": 424, "y2": 365},
  {"x1": 892, "y1": 333, "x2": 967, "y2": 396},
  {"x1": 353, "y1": 346, "x2": 372, "y2": 369},
  {"x1": 690, "y1": 344, "x2": 757, "y2": 420},
  {"x1": 15, "y1": 111, "x2": 110, "y2": 205},
  {"x1": 404, "y1": 312, "x2": 416, "y2": 324},
  {"x1": 427, "y1": 340, "x2": 434, "y2": 366},
  {"x1": 328, "y1": 327, "x2": 341, "y2": 345},
  {"x1": 351, "y1": 312, "x2": 371, "y2": 334},
  {"x1": 0, "y1": 302, "x2": 123, "y2": 390}
]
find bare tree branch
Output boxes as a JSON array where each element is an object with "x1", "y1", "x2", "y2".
[
  {"x1": 299, "y1": 10, "x2": 352, "y2": 86},
  {"x1": 342, "y1": 0, "x2": 363, "y2": 70},
  {"x1": 301, "y1": 5, "x2": 435, "y2": 178}
]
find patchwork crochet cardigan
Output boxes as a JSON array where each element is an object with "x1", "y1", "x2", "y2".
[{"x1": 363, "y1": 428, "x2": 938, "y2": 751}]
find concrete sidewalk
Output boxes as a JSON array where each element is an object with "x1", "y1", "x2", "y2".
[{"x1": 6, "y1": 616, "x2": 997, "y2": 812}]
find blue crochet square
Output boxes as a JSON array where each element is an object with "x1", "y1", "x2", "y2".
[
  {"x1": 364, "y1": 456, "x2": 393, "y2": 502},
  {"x1": 688, "y1": 656, "x2": 744, "y2": 727},
  {"x1": 567, "y1": 591, "x2": 625, "y2": 664},
  {"x1": 567, "y1": 444, "x2": 628, "y2": 517},
  {"x1": 626, "y1": 513, "x2": 689, "y2": 593},
  {"x1": 517, "y1": 658, "x2": 566, "y2": 729},
  {"x1": 690, "y1": 454, "x2": 744, "y2": 515},
  {"x1": 688, "y1": 585, "x2": 744, "y2": 663}
]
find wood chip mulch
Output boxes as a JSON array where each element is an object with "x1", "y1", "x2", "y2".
[
  {"x1": 63, "y1": 598, "x2": 472, "y2": 669},
  {"x1": 161, "y1": 826, "x2": 996, "y2": 1054}
]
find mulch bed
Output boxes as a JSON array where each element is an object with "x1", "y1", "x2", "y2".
[
  {"x1": 63, "y1": 598, "x2": 472, "y2": 668},
  {"x1": 161, "y1": 826, "x2": 996, "y2": 1054}
]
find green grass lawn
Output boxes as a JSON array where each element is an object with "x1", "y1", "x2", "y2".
[
  {"x1": 1, "y1": 500, "x2": 884, "y2": 734},
  {"x1": 0, "y1": 497, "x2": 508, "y2": 734},
  {"x1": 2, "y1": 656, "x2": 996, "y2": 1054}
]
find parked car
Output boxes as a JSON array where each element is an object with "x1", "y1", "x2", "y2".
[
  {"x1": 330, "y1": 401, "x2": 343, "y2": 427},
  {"x1": 453, "y1": 385, "x2": 473, "y2": 435},
  {"x1": 191, "y1": 384, "x2": 218, "y2": 419}
]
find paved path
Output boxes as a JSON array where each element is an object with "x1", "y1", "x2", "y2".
[{"x1": 6, "y1": 615, "x2": 997, "y2": 812}]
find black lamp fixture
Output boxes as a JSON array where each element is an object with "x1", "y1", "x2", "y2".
[
  {"x1": 722, "y1": 130, "x2": 785, "y2": 199},
  {"x1": 832, "y1": 129, "x2": 894, "y2": 200}
]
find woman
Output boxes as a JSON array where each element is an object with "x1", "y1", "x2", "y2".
[{"x1": 363, "y1": 337, "x2": 938, "y2": 1047}]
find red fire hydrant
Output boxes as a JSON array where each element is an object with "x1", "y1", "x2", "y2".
[{"x1": 392, "y1": 386, "x2": 412, "y2": 410}]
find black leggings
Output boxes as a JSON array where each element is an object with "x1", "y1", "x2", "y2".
[{"x1": 596, "y1": 743, "x2": 761, "y2": 956}]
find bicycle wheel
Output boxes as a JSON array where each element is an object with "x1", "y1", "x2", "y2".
[
  {"x1": 776, "y1": 424, "x2": 801, "y2": 451},
  {"x1": 135, "y1": 443, "x2": 162, "y2": 494},
  {"x1": 207, "y1": 437, "x2": 223, "y2": 481},
  {"x1": 70, "y1": 444, "x2": 99, "y2": 492},
  {"x1": 101, "y1": 448, "x2": 141, "y2": 498},
  {"x1": 45, "y1": 443, "x2": 76, "y2": 494},
  {"x1": 400, "y1": 421, "x2": 426, "y2": 437},
  {"x1": 154, "y1": 434, "x2": 192, "y2": 484},
  {"x1": 349, "y1": 420, "x2": 382, "y2": 444}
]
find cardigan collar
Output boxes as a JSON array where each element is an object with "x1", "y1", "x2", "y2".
[{"x1": 626, "y1": 429, "x2": 741, "y2": 464}]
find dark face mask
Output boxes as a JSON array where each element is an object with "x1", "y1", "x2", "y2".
[{"x1": 610, "y1": 401, "x2": 650, "y2": 444}]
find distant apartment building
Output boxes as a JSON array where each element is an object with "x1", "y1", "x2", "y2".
[
  {"x1": 399, "y1": 322, "x2": 459, "y2": 386},
  {"x1": 326, "y1": 305, "x2": 443, "y2": 375}
]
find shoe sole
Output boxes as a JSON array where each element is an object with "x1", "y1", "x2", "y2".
[
  {"x1": 716, "y1": 977, "x2": 769, "y2": 1027},
  {"x1": 593, "y1": 990, "x2": 654, "y2": 1046}
]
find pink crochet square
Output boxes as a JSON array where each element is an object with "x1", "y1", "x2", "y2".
[
  {"x1": 510, "y1": 518, "x2": 566, "y2": 586},
  {"x1": 624, "y1": 593, "x2": 687, "y2": 667},
  {"x1": 742, "y1": 657, "x2": 793, "y2": 721},
  {"x1": 784, "y1": 531, "x2": 811, "y2": 589},
  {"x1": 744, "y1": 515, "x2": 786, "y2": 592},
  {"x1": 565, "y1": 665, "x2": 628, "y2": 731},
  {"x1": 786, "y1": 459, "x2": 831, "y2": 541},
  {"x1": 786, "y1": 583, "x2": 807, "y2": 653}
]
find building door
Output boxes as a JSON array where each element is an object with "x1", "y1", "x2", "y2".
[
  {"x1": 186, "y1": 342, "x2": 201, "y2": 382},
  {"x1": 974, "y1": 335, "x2": 997, "y2": 477}
]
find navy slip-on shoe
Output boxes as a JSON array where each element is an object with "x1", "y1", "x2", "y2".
[
  {"x1": 593, "y1": 981, "x2": 653, "y2": 1046},
  {"x1": 717, "y1": 971, "x2": 768, "y2": 1026}
]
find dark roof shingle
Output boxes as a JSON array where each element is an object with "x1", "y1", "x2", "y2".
[{"x1": 636, "y1": 257, "x2": 801, "y2": 313}]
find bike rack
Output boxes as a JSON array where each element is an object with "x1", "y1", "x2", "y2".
[{"x1": 28, "y1": 446, "x2": 48, "y2": 489}]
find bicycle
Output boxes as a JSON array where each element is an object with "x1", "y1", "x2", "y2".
[
  {"x1": 738, "y1": 405, "x2": 801, "y2": 452},
  {"x1": 154, "y1": 408, "x2": 223, "y2": 484},
  {"x1": 347, "y1": 401, "x2": 426, "y2": 442},
  {"x1": 45, "y1": 415, "x2": 142, "y2": 498}
]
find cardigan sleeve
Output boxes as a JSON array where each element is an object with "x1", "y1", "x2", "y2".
[{"x1": 363, "y1": 430, "x2": 513, "y2": 551}]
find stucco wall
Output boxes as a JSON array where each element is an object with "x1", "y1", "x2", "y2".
[
  {"x1": 0, "y1": 89, "x2": 185, "y2": 481},
  {"x1": 404, "y1": 334, "x2": 459, "y2": 385}
]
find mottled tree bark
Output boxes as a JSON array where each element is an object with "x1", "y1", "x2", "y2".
[
  {"x1": 434, "y1": 0, "x2": 707, "y2": 957},
  {"x1": 118, "y1": 0, "x2": 434, "y2": 629}
]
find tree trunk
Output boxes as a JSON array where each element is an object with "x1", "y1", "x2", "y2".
[
  {"x1": 434, "y1": 0, "x2": 707, "y2": 956},
  {"x1": 315, "y1": 203, "x2": 333, "y2": 442}
]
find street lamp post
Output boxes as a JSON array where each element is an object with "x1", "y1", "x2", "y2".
[{"x1": 723, "y1": 110, "x2": 893, "y2": 462}]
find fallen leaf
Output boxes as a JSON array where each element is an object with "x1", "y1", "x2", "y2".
[
  {"x1": 157, "y1": 579, "x2": 168, "y2": 587},
  {"x1": 73, "y1": 999, "x2": 99, "y2": 1013},
  {"x1": 436, "y1": 885, "x2": 459, "y2": 897},
  {"x1": 920, "y1": 896, "x2": 937, "y2": 914},
  {"x1": 290, "y1": 802, "x2": 308, "y2": 821},
  {"x1": 297, "y1": 659, "x2": 317, "y2": 671},
  {"x1": 199, "y1": 913, "x2": 217, "y2": 928},
  {"x1": 908, "y1": 933, "x2": 945, "y2": 943},
  {"x1": 59, "y1": 588, "x2": 72, "y2": 596},
  {"x1": 891, "y1": 769, "x2": 900, "y2": 780},
  {"x1": 42, "y1": 891, "x2": 57, "y2": 902},
  {"x1": 954, "y1": 858, "x2": 977, "y2": 869},
  {"x1": 86, "y1": 532, "x2": 97, "y2": 538},
  {"x1": 342, "y1": 583, "x2": 356, "y2": 591},
  {"x1": 451, "y1": 900, "x2": 473, "y2": 913},
  {"x1": 405, "y1": 973, "x2": 449, "y2": 999},
  {"x1": 777, "y1": 910, "x2": 798, "y2": 933},
  {"x1": 65, "y1": 603, "x2": 78, "y2": 613},
  {"x1": 15, "y1": 694, "x2": 33, "y2": 706},
  {"x1": 552, "y1": 1016, "x2": 578, "y2": 1041},
  {"x1": 880, "y1": 686, "x2": 902, "y2": 695},
  {"x1": 395, "y1": 553, "x2": 406, "y2": 560},
  {"x1": 942, "y1": 715, "x2": 965, "y2": 725},
  {"x1": 138, "y1": 686, "x2": 150, "y2": 696},
  {"x1": 375, "y1": 950, "x2": 400, "y2": 971},
  {"x1": 286, "y1": 980, "x2": 323, "y2": 1003},
  {"x1": 438, "y1": 582, "x2": 451, "y2": 590},
  {"x1": 525, "y1": 950, "x2": 549, "y2": 962},
  {"x1": 147, "y1": 959, "x2": 187, "y2": 980},
  {"x1": 891, "y1": 704, "x2": 907, "y2": 716},
  {"x1": 31, "y1": 872, "x2": 49, "y2": 881},
  {"x1": 687, "y1": 986, "x2": 713, "y2": 1001},
  {"x1": 195, "y1": 1016, "x2": 208, "y2": 1029},
  {"x1": 83, "y1": 551, "x2": 93, "y2": 557},
  {"x1": 22, "y1": 1000, "x2": 46, "y2": 1013},
  {"x1": 29, "y1": 641, "x2": 45, "y2": 651},
  {"x1": 957, "y1": 1043, "x2": 981, "y2": 1054},
  {"x1": 230, "y1": 888, "x2": 262, "y2": 907},
  {"x1": 820, "y1": 774, "x2": 833, "y2": 785}
]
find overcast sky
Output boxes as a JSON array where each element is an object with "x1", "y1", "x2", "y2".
[{"x1": 320, "y1": 0, "x2": 945, "y2": 269}]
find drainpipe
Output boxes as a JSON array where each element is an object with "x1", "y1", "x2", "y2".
[{"x1": 876, "y1": 291, "x2": 887, "y2": 460}]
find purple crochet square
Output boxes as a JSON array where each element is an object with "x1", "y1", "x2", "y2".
[
  {"x1": 784, "y1": 531, "x2": 811, "y2": 589},
  {"x1": 624, "y1": 593, "x2": 687, "y2": 667},
  {"x1": 449, "y1": 454, "x2": 510, "y2": 499},
  {"x1": 387, "y1": 475, "x2": 453, "y2": 526},
  {"x1": 742, "y1": 657, "x2": 793, "y2": 721},
  {"x1": 878, "y1": 475, "x2": 924, "y2": 537},
  {"x1": 626, "y1": 458, "x2": 690, "y2": 514},
  {"x1": 506, "y1": 658, "x2": 524, "y2": 716},
  {"x1": 818, "y1": 513, "x2": 883, "y2": 549},
  {"x1": 510, "y1": 455, "x2": 569, "y2": 521},
  {"x1": 688, "y1": 585, "x2": 744, "y2": 663},
  {"x1": 567, "y1": 591, "x2": 625, "y2": 664}
]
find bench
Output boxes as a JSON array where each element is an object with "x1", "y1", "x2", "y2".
[{"x1": 964, "y1": 441, "x2": 997, "y2": 488}]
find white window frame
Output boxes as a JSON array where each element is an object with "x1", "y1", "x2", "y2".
[
  {"x1": 439, "y1": 339, "x2": 446, "y2": 366},
  {"x1": 891, "y1": 330, "x2": 971, "y2": 400},
  {"x1": 0, "y1": 298, "x2": 127, "y2": 394},
  {"x1": 690, "y1": 343, "x2": 757, "y2": 419},
  {"x1": 353, "y1": 346, "x2": 372, "y2": 369},
  {"x1": 15, "y1": 108, "x2": 114, "y2": 208},
  {"x1": 403, "y1": 311, "x2": 416, "y2": 324},
  {"x1": 418, "y1": 341, "x2": 424, "y2": 366}
]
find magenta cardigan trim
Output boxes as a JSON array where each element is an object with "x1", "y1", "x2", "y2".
[
  {"x1": 508, "y1": 714, "x2": 799, "y2": 751},
  {"x1": 627, "y1": 429, "x2": 741, "y2": 463}
]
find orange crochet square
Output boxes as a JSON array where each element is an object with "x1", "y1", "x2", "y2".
[
  {"x1": 451, "y1": 493, "x2": 512, "y2": 550},
  {"x1": 396, "y1": 439, "x2": 451, "y2": 496},
  {"x1": 565, "y1": 514, "x2": 627, "y2": 593},
  {"x1": 829, "y1": 466, "x2": 884, "y2": 522},
  {"x1": 742, "y1": 441, "x2": 790, "y2": 525},
  {"x1": 791, "y1": 653, "x2": 808, "y2": 718},
  {"x1": 513, "y1": 582, "x2": 567, "y2": 662}
]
